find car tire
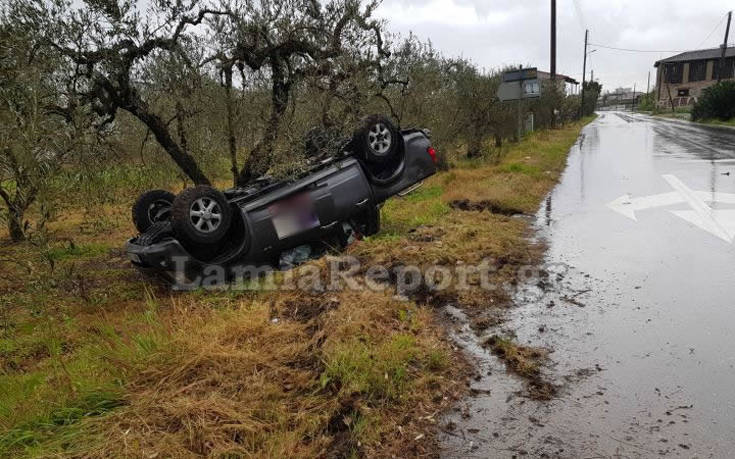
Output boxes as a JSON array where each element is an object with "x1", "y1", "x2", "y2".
[
  {"x1": 132, "y1": 189, "x2": 176, "y2": 233},
  {"x1": 171, "y1": 186, "x2": 232, "y2": 247},
  {"x1": 352, "y1": 205, "x2": 381, "y2": 237},
  {"x1": 353, "y1": 115, "x2": 400, "y2": 164}
]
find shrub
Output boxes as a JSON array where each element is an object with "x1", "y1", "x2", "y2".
[
  {"x1": 636, "y1": 92, "x2": 657, "y2": 112},
  {"x1": 692, "y1": 81, "x2": 735, "y2": 121}
]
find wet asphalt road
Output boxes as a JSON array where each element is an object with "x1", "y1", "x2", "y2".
[{"x1": 440, "y1": 112, "x2": 735, "y2": 458}]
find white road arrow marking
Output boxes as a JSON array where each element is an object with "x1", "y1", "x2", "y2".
[
  {"x1": 607, "y1": 192, "x2": 682, "y2": 221},
  {"x1": 662, "y1": 175, "x2": 733, "y2": 243},
  {"x1": 607, "y1": 175, "x2": 735, "y2": 243}
]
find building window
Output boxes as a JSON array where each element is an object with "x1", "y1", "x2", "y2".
[
  {"x1": 688, "y1": 60, "x2": 707, "y2": 82},
  {"x1": 523, "y1": 80, "x2": 540, "y2": 97},
  {"x1": 677, "y1": 88, "x2": 690, "y2": 97},
  {"x1": 713, "y1": 57, "x2": 735, "y2": 80},
  {"x1": 665, "y1": 63, "x2": 683, "y2": 83}
]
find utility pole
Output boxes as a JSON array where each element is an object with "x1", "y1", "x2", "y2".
[
  {"x1": 580, "y1": 29, "x2": 589, "y2": 118},
  {"x1": 590, "y1": 70, "x2": 594, "y2": 83},
  {"x1": 717, "y1": 11, "x2": 732, "y2": 83},
  {"x1": 517, "y1": 65, "x2": 523, "y2": 141},
  {"x1": 551, "y1": 0, "x2": 557, "y2": 79},
  {"x1": 647, "y1": 71, "x2": 651, "y2": 94},
  {"x1": 633, "y1": 83, "x2": 636, "y2": 111},
  {"x1": 550, "y1": 0, "x2": 557, "y2": 128}
]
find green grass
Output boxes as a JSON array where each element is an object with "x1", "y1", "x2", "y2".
[
  {"x1": 0, "y1": 389, "x2": 125, "y2": 455},
  {"x1": 381, "y1": 189, "x2": 451, "y2": 233},
  {"x1": 698, "y1": 118, "x2": 735, "y2": 127},
  {"x1": 653, "y1": 110, "x2": 735, "y2": 127},
  {"x1": 498, "y1": 162, "x2": 542, "y2": 177},
  {"x1": 0, "y1": 296, "x2": 172, "y2": 457},
  {"x1": 323, "y1": 328, "x2": 449, "y2": 399},
  {"x1": 46, "y1": 242, "x2": 109, "y2": 262},
  {"x1": 401, "y1": 184, "x2": 444, "y2": 202},
  {"x1": 323, "y1": 334, "x2": 420, "y2": 400}
]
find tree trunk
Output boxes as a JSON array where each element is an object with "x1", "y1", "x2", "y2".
[
  {"x1": 129, "y1": 108, "x2": 211, "y2": 186},
  {"x1": 236, "y1": 67, "x2": 290, "y2": 187},
  {"x1": 223, "y1": 66, "x2": 239, "y2": 187},
  {"x1": 117, "y1": 85, "x2": 211, "y2": 186},
  {"x1": 175, "y1": 100, "x2": 189, "y2": 154},
  {"x1": 7, "y1": 207, "x2": 24, "y2": 242},
  {"x1": 467, "y1": 137, "x2": 482, "y2": 158}
]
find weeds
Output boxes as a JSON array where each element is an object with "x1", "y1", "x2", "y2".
[{"x1": 323, "y1": 333, "x2": 420, "y2": 400}]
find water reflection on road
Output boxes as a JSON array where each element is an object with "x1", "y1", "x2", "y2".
[{"x1": 440, "y1": 113, "x2": 735, "y2": 458}]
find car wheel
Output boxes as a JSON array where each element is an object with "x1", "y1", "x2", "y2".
[
  {"x1": 352, "y1": 205, "x2": 381, "y2": 237},
  {"x1": 353, "y1": 115, "x2": 400, "y2": 163},
  {"x1": 171, "y1": 186, "x2": 233, "y2": 247},
  {"x1": 132, "y1": 189, "x2": 176, "y2": 233}
]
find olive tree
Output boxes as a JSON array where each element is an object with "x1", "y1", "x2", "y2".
[
  {"x1": 15, "y1": 0, "x2": 227, "y2": 185},
  {"x1": 208, "y1": 0, "x2": 391, "y2": 186},
  {"x1": 16, "y1": 0, "x2": 392, "y2": 187},
  {"x1": 0, "y1": 18, "x2": 100, "y2": 241}
]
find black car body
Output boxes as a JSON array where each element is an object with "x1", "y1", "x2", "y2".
[{"x1": 125, "y1": 123, "x2": 436, "y2": 277}]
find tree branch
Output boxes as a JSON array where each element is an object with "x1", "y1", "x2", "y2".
[{"x1": 0, "y1": 185, "x2": 11, "y2": 208}]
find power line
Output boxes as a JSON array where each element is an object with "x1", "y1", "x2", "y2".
[
  {"x1": 695, "y1": 12, "x2": 729, "y2": 49},
  {"x1": 587, "y1": 12, "x2": 731, "y2": 56},
  {"x1": 588, "y1": 43, "x2": 685, "y2": 53}
]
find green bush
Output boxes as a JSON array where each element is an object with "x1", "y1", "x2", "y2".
[
  {"x1": 636, "y1": 92, "x2": 657, "y2": 112},
  {"x1": 581, "y1": 81, "x2": 601, "y2": 117},
  {"x1": 692, "y1": 81, "x2": 735, "y2": 121}
]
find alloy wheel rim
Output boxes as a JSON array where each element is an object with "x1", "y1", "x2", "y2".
[
  {"x1": 368, "y1": 123, "x2": 392, "y2": 154},
  {"x1": 189, "y1": 197, "x2": 222, "y2": 233}
]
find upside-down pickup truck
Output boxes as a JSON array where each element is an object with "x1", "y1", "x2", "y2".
[{"x1": 125, "y1": 115, "x2": 437, "y2": 276}]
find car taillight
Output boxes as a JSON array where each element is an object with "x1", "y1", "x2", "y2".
[{"x1": 427, "y1": 146, "x2": 437, "y2": 163}]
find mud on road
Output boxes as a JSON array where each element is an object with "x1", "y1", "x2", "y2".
[{"x1": 440, "y1": 112, "x2": 735, "y2": 458}]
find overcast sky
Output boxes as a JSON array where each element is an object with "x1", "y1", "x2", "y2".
[{"x1": 376, "y1": 0, "x2": 735, "y2": 92}]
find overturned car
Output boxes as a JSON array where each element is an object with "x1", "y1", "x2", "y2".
[{"x1": 125, "y1": 115, "x2": 437, "y2": 278}]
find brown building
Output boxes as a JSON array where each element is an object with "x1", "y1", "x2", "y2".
[{"x1": 655, "y1": 47, "x2": 735, "y2": 107}]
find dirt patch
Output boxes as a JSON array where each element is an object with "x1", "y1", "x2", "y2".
[
  {"x1": 469, "y1": 311, "x2": 505, "y2": 332},
  {"x1": 483, "y1": 335, "x2": 557, "y2": 400},
  {"x1": 325, "y1": 395, "x2": 361, "y2": 458},
  {"x1": 449, "y1": 199, "x2": 525, "y2": 216},
  {"x1": 407, "y1": 225, "x2": 445, "y2": 242},
  {"x1": 275, "y1": 294, "x2": 341, "y2": 323}
]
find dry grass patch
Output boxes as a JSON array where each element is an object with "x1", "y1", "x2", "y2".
[
  {"x1": 483, "y1": 335, "x2": 547, "y2": 378},
  {"x1": 62, "y1": 290, "x2": 466, "y2": 458}
]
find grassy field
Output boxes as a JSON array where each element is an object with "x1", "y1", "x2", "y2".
[
  {"x1": 698, "y1": 117, "x2": 735, "y2": 127},
  {"x1": 0, "y1": 117, "x2": 593, "y2": 458}
]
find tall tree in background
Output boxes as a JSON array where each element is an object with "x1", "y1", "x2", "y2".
[
  {"x1": 16, "y1": 0, "x2": 391, "y2": 187},
  {"x1": 0, "y1": 16, "x2": 101, "y2": 241},
  {"x1": 16, "y1": 0, "x2": 224, "y2": 185},
  {"x1": 209, "y1": 0, "x2": 390, "y2": 186}
]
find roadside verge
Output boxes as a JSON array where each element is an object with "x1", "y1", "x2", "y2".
[{"x1": 0, "y1": 117, "x2": 595, "y2": 458}]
